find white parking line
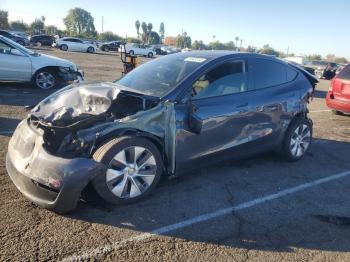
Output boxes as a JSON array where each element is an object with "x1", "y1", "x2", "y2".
[
  {"x1": 309, "y1": 109, "x2": 331, "y2": 113},
  {"x1": 61, "y1": 170, "x2": 350, "y2": 262}
]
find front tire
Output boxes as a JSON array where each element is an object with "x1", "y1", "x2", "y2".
[
  {"x1": 92, "y1": 136, "x2": 163, "y2": 205},
  {"x1": 148, "y1": 52, "x2": 153, "y2": 58},
  {"x1": 87, "y1": 46, "x2": 95, "y2": 53},
  {"x1": 104, "y1": 46, "x2": 110, "y2": 52},
  {"x1": 32, "y1": 69, "x2": 57, "y2": 89},
  {"x1": 129, "y1": 50, "x2": 134, "y2": 55},
  {"x1": 282, "y1": 118, "x2": 312, "y2": 161}
]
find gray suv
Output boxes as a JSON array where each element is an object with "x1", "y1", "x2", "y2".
[{"x1": 6, "y1": 52, "x2": 318, "y2": 213}]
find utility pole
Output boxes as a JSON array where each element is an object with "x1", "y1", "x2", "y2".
[
  {"x1": 102, "y1": 16, "x2": 104, "y2": 33},
  {"x1": 239, "y1": 39, "x2": 243, "y2": 51},
  {"x1": 286, "y1": 46, "x2": 289, "y2": 57}
]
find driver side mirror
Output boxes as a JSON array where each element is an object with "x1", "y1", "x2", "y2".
[
  {"x1": 188, "y1": 102, "x2": 203, "y2": 134},
  {"x1": 10, "y1": 49, "x2": 24, "y2": 56}
]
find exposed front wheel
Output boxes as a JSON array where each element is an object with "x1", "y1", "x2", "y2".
[
  {"x1": 87, "y1": 47, "x2": 95, "y2": 53},
  {"x1": 33, "y1": 70, "x2": 57, "y2": 89},
  {"x1": 92, "y1": 136, "x2": 163, "y2": 205},
  {"x1": 283, "y1": 118, "x2": 312, "y2": 161}
]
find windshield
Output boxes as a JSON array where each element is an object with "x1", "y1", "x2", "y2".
[
  {"x1": 3, "y1": 37, "x2": 35, "y2": 56},
  {"x1": 116, "y1": 54, "x2": 207, "y2": 97}
]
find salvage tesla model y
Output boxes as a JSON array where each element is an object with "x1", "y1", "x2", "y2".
[{"x1": 6, "y1": 52, "x2": 318, "y2": 213}]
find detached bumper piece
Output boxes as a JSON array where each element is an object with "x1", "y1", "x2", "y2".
[{"x1": 6, "y1": 120, "x2": 105, "y2": 213}]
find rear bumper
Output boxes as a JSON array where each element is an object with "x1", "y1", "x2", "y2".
[
  {"x1": 326, "y1": 92, "x2": 350, "y2": 113},
  {"x1": 6, "y1": 120, "x2": 105, "y2": 213}
]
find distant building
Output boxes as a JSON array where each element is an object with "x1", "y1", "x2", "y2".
[{"x1": 164, "y1": 36, "x2": 176, "y2": 46}]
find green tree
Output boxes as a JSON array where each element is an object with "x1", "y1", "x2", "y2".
[
  {"x1": 148, "y1": 31, "x2": 160, "y2": 44},
  {"x1": 335, "y1": 57, "x2": 348, "y2": 64},
  {"x1": 45, "y1": 25, "x2": 58, "y2": 35},
  {"x1": 159, "y1": 22, "x2": 165, "y2": 43},
  {"x1": 224, "y1": 41, "x2": 235, "y2": 50},
  {"x1": 192, "y1": 40, "x2": 207, "y2": 50},
  {"x1": 259, "y1": 44, "x2": 279, "y2": 56},
  {"x1": 135, "y1": 20, "x2": 140, "y2": 40},
  {"x1": 63, "y1": 8, "x2": 96, "y2": 37},
  {"x1": 0, "y1": 10, "x2": 9, "y2": 29},
  {"x1": 246, "y1": 45, "x2": 257, "y2": 53},
  {"x1": 209, "y1": 40, "x2": 226, "y2": 50},
  {"x1": 30, "y1": 18, "x2": 45, "y2": 34},
  {"x1": 306, "y1": 54, "x2": 322, "y2": 60},
  {"x1": 98, "y1": 31, "x2": 122, "y2": 41},
  {"x1": 176, "y1": 32, "x2": 191, "y2": 48},
  {"x1": 10, "y1": 20, "x2": 28, "y2": 32}
]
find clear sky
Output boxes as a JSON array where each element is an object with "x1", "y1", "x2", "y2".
[{"x1": 1, "y1": 0, "x2": 349, "y2": 58}]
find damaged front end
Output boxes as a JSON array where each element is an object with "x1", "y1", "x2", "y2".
[{"x1": 6, "y1": 82, "x2": 176, "y2": 213}]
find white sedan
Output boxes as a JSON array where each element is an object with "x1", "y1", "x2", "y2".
[
  {"x1": 121, "y1": 43, "x2": 155, "y2": 57},
  {"x1": 56, "y1": 37, "x2": 97, "y2": 53},
  {"x1": 0, "y1": 36, "x2": 83, "y2": 89}
]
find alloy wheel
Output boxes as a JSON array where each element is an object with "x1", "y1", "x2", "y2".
[
  {"x1": 289, "y1": 124, "x2": 311, "y2": 158},
  {"x1": 36, "y1": 72, "x2": 55, "y2": 89},
  {"x1": 106, "y1": 146, "x2": 157, "y2": 199}
]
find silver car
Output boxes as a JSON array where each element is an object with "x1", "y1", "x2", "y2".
[{"x1": 0, "y1": 36, "x2": 83, "y2": 89}]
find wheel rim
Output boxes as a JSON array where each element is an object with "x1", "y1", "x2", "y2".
[
  {"x1": 88, "y1": 47, "x2": 94, "y2": 53},
  {"x1": 62, "y1": 45, "x2": 67, "y2": 51},
  {"x1": 290, "y1": 124, "x2": 311, "y2": 158},
  {"x1": 36, "y1": 72, "x2": 55, "y2": 89},
  {"x1": 106, "y1": 146, "x2": 157, "y2": 199}
]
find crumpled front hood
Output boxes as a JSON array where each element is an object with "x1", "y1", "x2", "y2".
[{"x1": 31, "y1": 82, "x2": 121, "y2": 125}]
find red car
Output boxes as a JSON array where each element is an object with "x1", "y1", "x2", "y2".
[{"x1": 326, "y1": 64, "x2": 350, "y2": 114}]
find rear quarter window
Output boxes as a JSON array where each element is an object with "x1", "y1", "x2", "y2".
[
  {"x1": 251, "y1": 59, "x2": 292, "y2": 90},
  {"x1": 338, "y1": 65, "x2": 350, "y2": 80}
]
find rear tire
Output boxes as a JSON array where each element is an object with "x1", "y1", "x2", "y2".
[
  {"x1": 148, "y1": 52, "x2": 153, "y2": 58},
  {"x1": 104, "y1": 46, "x2": 110, "y2": 52},
  {"x1": 92, "y1": 136, "x2": 163, "y2": 205},
  {"x1": 282, "y1": 118, "x2": 312, "y2": 161}
]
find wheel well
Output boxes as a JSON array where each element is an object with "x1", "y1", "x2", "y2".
[
  {"x1": 31, "y1": 66, "x2": 60, "y2": 81},
  {"x1": 93, "y1": 129, "x2": 168, "y2": 172}
]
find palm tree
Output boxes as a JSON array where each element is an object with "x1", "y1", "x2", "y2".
[
  {"x1": 141, "y1": 22, "x2": 148, "y2": 43},
  {"x1": 135, "y1": 20, "x2": 140, "y2": 40}
]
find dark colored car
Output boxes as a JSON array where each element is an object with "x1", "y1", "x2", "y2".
[
  {"x1": 326, "y1": 64, "x2": 350, "y2": 114},
  {"x1": 6, "y1": 52, "x2": 317, "y2": 213},
  {"x1": 99, "y1": 41, "x2": 122, "y2": 52},
  {"x1": 30, "y1": 34, "x2": 54, "y2": 46},
  {"x1": 0, "y1": 30, "x2": 29, "y2": 46}
]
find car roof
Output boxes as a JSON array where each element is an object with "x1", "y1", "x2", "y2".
[{"x1": 166, "y1": 50, "x2": 284, "y2": 61}]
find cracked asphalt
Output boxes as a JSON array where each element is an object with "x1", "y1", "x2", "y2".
[{"x1": 1, "y1": 48, "x2": 350, "y2": 261}]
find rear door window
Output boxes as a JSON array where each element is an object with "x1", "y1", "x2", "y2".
[{"x1": 338, "y1": 65, "x2": 350, "y2": 80}]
